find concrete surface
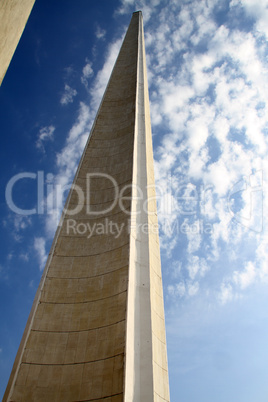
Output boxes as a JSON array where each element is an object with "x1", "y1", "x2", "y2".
[{"x1": 0, "y1": 0, "x2": 35, "y2": 85}]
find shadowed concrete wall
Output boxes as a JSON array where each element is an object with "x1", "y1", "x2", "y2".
[
  {"x1": 4, "y1": 12, "x2": 170, "y2": 402},
  {"x1": 0, "y1": 0, "x2": 35, "y2": 85}
]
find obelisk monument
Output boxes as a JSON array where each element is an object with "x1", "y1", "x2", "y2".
[{"x1": 4, "y1": 11, "x2": 170, "y2": 401}]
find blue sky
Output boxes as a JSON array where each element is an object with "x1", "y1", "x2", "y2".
[{"x1": 1, "y1": 0, "x2": 268, "y2": 400}]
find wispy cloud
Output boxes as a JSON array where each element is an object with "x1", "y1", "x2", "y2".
[
  {"x1": 187, "y1": 255, "x2": 209, "y2": 280},
  {"x1": 233, "y1": 261, "x2": 256, "y2": 289},
  {"x1": 60, "y1": 84, "x2": 78, "y2": 105},
  {"x1": 218, "y1": 282, "x2": 234, "y2": 305},
  {"x1": 8, "y1": 215, "x2": 32, "y2": 242},
  {"x1": 36, "y1": 125, "x2": 55, "y2": 152},
  {"x1": 81, "y1": 61, "x2": 94, "y2": 88},
  {"x1": 95, "y1": 25, "x2": 106, "y2": 40},
  {"x1": 19, "y1": 253, "x2": 29, "y2": 262},
  {"x1": 33, "y1": 237, "x2": 47, "y2": 271}
]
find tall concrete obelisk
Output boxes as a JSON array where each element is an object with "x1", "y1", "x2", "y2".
[{"x1": 4, "y1": 12, "x2": 170, "y2": 401}]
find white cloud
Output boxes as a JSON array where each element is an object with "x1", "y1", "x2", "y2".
[
  {"x1": 81, "y1": 61, "x2": 94, "y2": 88},
  {"x1": 60, "y1": 84, "x2": 77, "y2": 105},
  {"x1": 233, "y1": 261, "x2": 256, "y2": 289},
  {"x1": 36, "y1": 125, "x2": 55, "y2": 152},
  {"x1": 218, "y1": 282, "x2": 234, "y2": 305},
  {"x1": 34, "y1": 237, "x2": 47, "y2": 271},
  {"x1": 95, "y1": 25, "x2": 106, "y2": 40},
  {"x1": 117, "y1": 1, "x2": 154, "y2": 22},
  {"x1": 231, "y1": 0, "x2": 268, "y2": 39},
  {"x1": 160, "y1": 82, "x2": 194, "y2": 116},
  {"x1": 188, "y1": 281, "x2": 199, "y2": 296},
  {"x1": 205, "y1": 159, "x2": 235, "y2": 196},
  {"x1": 159, "y1": 234, "x2": 178, "y2": 258},
  {"x1": 176, "y1": 282, "x2": 186, "y2": 297},
  {"x1": 187, "y1": 255, "x2": 209, "y2": 280},
  {"x1": 13, "y1": 215, "x2": 32, "y2": 231},
  {"x1": 212, "y1": 115, "x2": 229, "y2": 143},
  {"x1": 167, "y1": 281, "x2": 186, "y2": 298},
  {"x1": 186, "y1": 230, "x2": 201, "y2": 255},
  {"x1": 19, "y1": 253, "x2": 29, "y2": 262},
  {"x1": 8, "y1": 215, "x2": 32, "y2": 242}
]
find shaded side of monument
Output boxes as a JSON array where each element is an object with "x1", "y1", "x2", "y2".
[{"x1": 4, "y1": 12, "x2": 170, "y2": 402}]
